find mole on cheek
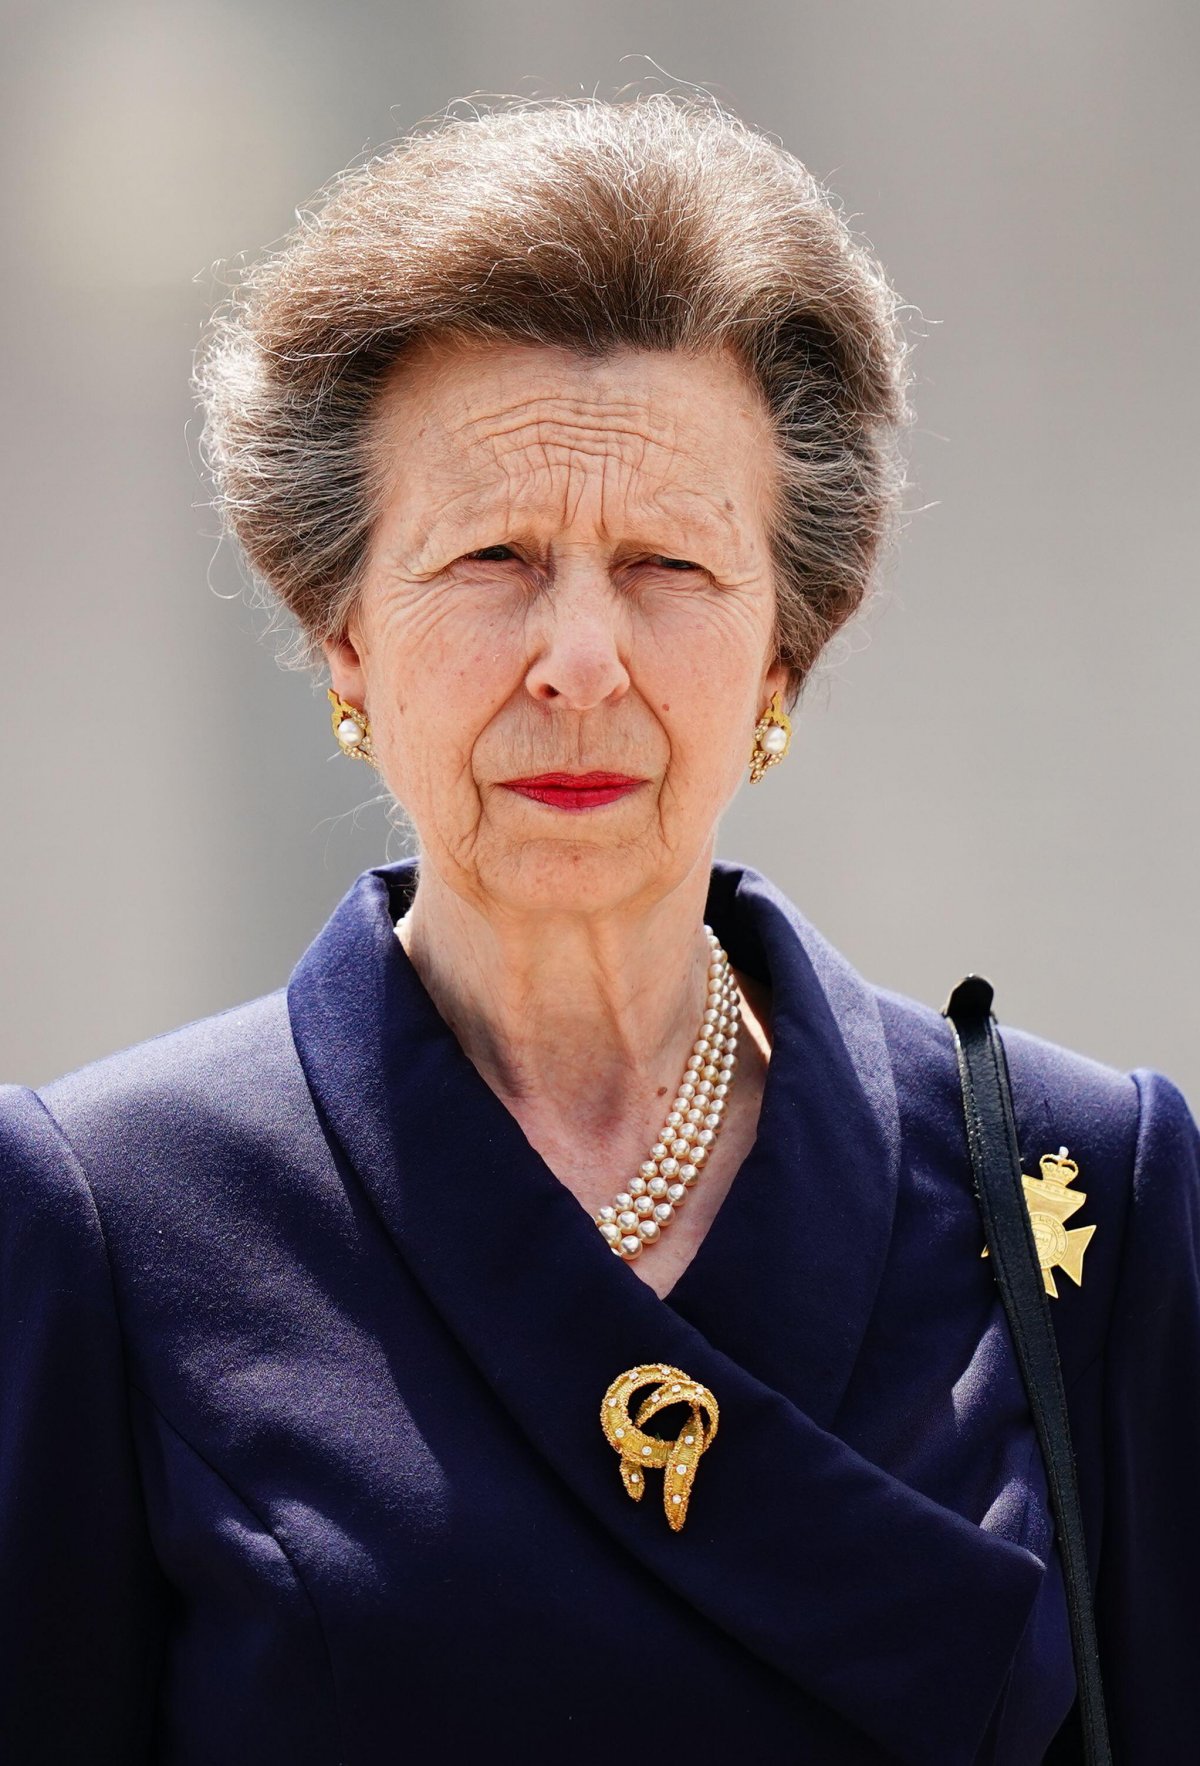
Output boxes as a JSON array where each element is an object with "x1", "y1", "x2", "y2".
[{"x1": 661, "y1": 703, "x2": 670, "y2": 712}]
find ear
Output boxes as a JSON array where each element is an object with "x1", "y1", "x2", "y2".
[
  {"x1": 322, "y1": 626, "x2": 369, "y2": 711},
  {"x1": 759, "y1": 654, "x2": 792, "y2": 713}
]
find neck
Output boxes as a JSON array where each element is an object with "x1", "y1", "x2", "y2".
[{"x1": 392, "y1": 852, "x2": 737, "y2": 1147}]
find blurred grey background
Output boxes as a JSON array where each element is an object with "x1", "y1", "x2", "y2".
[{"x1": 3, "y1": 0, "x2": 1196, "y2": 1101}]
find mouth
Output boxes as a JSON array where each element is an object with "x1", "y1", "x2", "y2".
[{"x1": 498, "y1": 771, "x2": 647, "y2": 811}]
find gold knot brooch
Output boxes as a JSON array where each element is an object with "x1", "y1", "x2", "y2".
[{"x1": 600, "y1": 1363, "x2": 719, "y2": 1531}]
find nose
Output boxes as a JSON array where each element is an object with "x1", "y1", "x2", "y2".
[{"x1": 523, "y1": 569, "x2": 631, "y2": 710}]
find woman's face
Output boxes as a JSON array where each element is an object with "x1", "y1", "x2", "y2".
[{"x1": 325, "y1": 336, "x2": 789, "y2": 919}]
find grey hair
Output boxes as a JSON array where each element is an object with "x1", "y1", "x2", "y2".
[{"x1": 194, "y1": 93, "x2": 918, "y2": 701}]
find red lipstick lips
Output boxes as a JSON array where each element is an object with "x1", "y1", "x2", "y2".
[{"x1": 499, "y1": 771, "x2": 646, "y2": 811}]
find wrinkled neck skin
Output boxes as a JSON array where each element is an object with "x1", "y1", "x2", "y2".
[{"x1": 392, "y1": 842, "x2": 771, "y2": 1198}]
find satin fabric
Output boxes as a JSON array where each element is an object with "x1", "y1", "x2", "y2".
[{"x1": 1, "y1": 856, "x2": 1197, "y2": 1763}]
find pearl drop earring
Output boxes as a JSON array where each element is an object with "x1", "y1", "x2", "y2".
[
  {"x1": 749, "y1": 690, "x2": 792, "y2": 783},
  {"x1": 327, "y1": 687, "x2": 378, "y2": 767}
]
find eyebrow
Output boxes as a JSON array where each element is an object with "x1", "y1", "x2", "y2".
[{"x1": 400, "y1": 487, "x2": 750, "y2": 574}]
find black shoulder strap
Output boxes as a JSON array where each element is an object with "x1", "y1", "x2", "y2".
[{"x1": 942, "y1": 974, "x2": 1111, "y2": 1766}]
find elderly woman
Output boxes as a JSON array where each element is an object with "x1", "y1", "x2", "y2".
[{"x1": 1, "y1": 97, "x2": 1196, "y2": 1766}]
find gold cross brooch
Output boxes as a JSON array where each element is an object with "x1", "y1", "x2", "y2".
[{"x1": 982, "y1": 1145, "x2": 1097, "y2": 1297}]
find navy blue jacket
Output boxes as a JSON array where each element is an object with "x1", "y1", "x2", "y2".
[{"x1": 2, "y1": 857, "x2": 1197, "y2": 1763}]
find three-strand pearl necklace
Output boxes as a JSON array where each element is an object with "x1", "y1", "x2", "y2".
[{"x1": 595, "y1": 927, "x2": 739, "y2": 1261}]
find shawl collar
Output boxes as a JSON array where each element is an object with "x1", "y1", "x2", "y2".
[{"x1": 286, "y1": 856, "x2": 1046, "y2": 1766}]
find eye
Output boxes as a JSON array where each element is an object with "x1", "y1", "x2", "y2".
[
  {"x1": 649, "y1": 555, "x2": 702, "y2": 572},
  {"x1": 463, "y1": 544, "x2": 519, "y2": 563}
]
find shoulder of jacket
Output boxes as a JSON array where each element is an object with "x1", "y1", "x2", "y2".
[
  {"x1": 29, "y1": 988, "x2": 295, "y2": 1150},
  {"x1": 865, "y1": 981, "x2": 1154, "y2": 1377},
  {"x1": 869, "y1": 978, "x2": 1139, "y2": 1122}
]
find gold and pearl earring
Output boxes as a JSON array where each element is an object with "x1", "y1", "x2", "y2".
[
  {"x1": 327, "y1": 686, "x2": 378, "y2": 766},
  {"x1": 749, "y1": 690, "x2": 792, "y2": 783}
]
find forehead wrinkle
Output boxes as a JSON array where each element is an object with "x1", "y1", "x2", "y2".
[
  {"x1": 451, "y1": 392, "x2": 687, "y2": 497},
  {"x1": 407, "y1": 397, "x2": 668, "y2": 500},
  {"x1": 450, "y1": 390, "x2": 679, "y2": 449},
  {"x1": 396, "y1": 452, "x2": 761, "y2": 575},
  {"x1": 384, "y1": 380, "x2": 768, "y2": 570},
  {"x1": 492, "y1": 424, "x2": 651, "y2": 543}
]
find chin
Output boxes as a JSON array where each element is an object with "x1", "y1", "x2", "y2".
[{"x1": 476, "y1": 837, "x2": 692, "y2": 917}]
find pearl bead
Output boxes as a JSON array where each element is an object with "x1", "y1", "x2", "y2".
[
  {"x1": 762, "y1": 722, "x2": 789, "y2": 753},
  {"x1": 337, "y1": 717, "x2": 363, "y2": 746},
  {"x1": 593, "y1": 927, "x2": 741, "y2": 1264}
]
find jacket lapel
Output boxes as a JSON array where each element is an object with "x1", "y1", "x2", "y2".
[
  {"x1": 664, "y1": 861, "x2": 903, "y2": 1427},
  {"x1": 287, "y1": 858, "x2": 1047, "y2": 1766}
]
